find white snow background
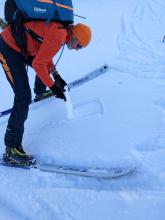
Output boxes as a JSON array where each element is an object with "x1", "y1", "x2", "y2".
[{"x1": 0, "y1": 0, "x2": 165, "y2": 219}]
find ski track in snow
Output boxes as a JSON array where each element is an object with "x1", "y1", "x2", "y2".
[
  {"x1": 110, "y1": 0, "x2": 165, "y2": 188},
  {"x1": 113, "y1": 0, "x2": 165, "y2": 80},
  {"x1": 112, "y1": 0, "x2": 165, "y2": 216}
]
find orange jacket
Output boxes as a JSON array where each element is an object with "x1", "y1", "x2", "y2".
[{"x1": 1, "y1": 21, "x2": 68, "y2": 87}]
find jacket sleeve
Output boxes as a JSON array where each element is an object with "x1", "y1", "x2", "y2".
[
  {"x1": 47, "y1": 60, "x2": 54, "y2": 72},
  {"x1": 32, "y1": 25, "x2": 67, "y2": 88}
]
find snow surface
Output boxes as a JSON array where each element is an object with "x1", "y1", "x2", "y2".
[{"x1": 1, "y1": 0, "x2": 165, "y2": 219}]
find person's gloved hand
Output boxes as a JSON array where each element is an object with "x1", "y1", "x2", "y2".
[
  {"x1": 49, "y1": 83, "x2": 67, "y2": 102},
  {"x1": 53, "y1": 71, "x2": 67, "y2": 92},
  {"x1": 49, "y1": 66, "x2": 67, "y2": 92},
  {"x1": 25, "y1": 55, "x2": 35, "y2": 66}
]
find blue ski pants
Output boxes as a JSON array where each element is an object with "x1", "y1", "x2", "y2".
[{"x1": 0, "y1": 36, "x2": 46, "y2": 148}]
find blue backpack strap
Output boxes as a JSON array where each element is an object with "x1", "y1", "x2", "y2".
[{"x1": 25, "y1": 28, "x2": 43, "y2": 43}]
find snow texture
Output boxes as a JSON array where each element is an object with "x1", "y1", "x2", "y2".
[{"x1": 0, "y1": 0, "x2": 165, "y2": 219}]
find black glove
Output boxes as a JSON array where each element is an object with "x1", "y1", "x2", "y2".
[
  {"x1": 52, "y1": 70, "x2": 67, "y2": 92},
  {"x1": 25, "y1": 55, "x2": 35, "y2": 67},
  {"x1": 50, "y1": 83, "x2": 67, "y2": 102}
]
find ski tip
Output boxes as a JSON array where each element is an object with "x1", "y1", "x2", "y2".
[{"x1": 100, "y1": 64, "x2": 110, "y2": 73}]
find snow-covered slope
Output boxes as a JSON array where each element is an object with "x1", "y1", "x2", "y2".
[{"x1": 0, "y1": 0, "x2": 165, "y2": 219}]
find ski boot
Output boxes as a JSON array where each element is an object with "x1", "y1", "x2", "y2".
[
  {"x1": 34, "y1": 90, "x2": 53, "y2": 102},
  {"x1": 3, "y1": 147, "x2": 36, "y2": 167}
]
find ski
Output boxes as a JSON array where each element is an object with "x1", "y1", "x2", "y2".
[
  {"x1": 37, "y1": 164, "x2": 135, "y2": 179},
  {"x1": 0, "y1": 64, "x2": 109, "y2": 118},
  {"x1": 68, "y1": 64, "x2": 109, "y2": 90},
  {"x1": 0, "y1": 158, "x2": 135, "y2": 179}
]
